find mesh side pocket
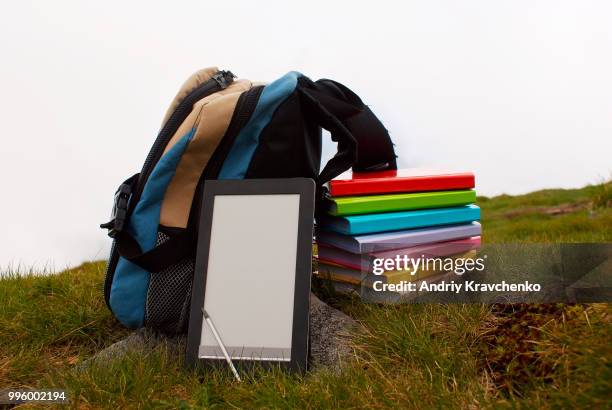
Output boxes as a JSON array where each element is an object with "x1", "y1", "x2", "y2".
[{"x1": 145, "y1": 231, "x2": 194, "y2": 334}]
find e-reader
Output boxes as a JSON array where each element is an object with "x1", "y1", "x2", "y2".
[{"x1": 186, "y1": 178, "x2": 315, "y2": 373}]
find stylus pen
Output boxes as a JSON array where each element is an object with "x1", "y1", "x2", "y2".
[{"x1": 202, "y1": 309, "x2": 241, "y2": 382}]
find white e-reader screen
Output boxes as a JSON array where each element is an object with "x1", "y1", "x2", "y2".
[
  {"x1": 201, "y1": 194, "x2": 299, "y2": 360},
  {"x1": 186, "y1": 178, "x2": 315, "y2": 372}
]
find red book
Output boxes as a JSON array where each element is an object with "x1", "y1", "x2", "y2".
[{"x1": 326, "y1": 168, "x2": 475, "y2": 197}]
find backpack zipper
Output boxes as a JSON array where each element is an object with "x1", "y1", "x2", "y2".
[{"x1": 103, "y1": 70, "x2": 235, "y2": 308}]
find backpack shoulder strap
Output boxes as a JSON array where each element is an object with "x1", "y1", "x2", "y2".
[
  {"x1": 298, "y1": 85, "x2": 357, "y2": 185},
  {"x1": 306, "y1": 78, "x2": 397, "y2": 173},
  {"x1": 297, "y1": 76, "x2": 397, "y2": 202}
]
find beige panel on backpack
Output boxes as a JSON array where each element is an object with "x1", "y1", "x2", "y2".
[{"x1": 159, "y1": 79, "x2": 253, "y2": 228}]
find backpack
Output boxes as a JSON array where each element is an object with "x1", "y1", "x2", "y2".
[{"x1": 101, "y1": 67, "x2": 397, "y2": 333}]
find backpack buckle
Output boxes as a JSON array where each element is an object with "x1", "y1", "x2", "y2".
[{"x1": 100, "y1": 176, "x2": 137, "y2": 238}]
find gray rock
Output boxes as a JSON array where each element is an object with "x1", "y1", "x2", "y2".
[
  {"x1": 83, "y1": 293, "x2": 359, "y2": 371},
  {"x1": 307, "y1": 293, "x2": 359, "y2": 371}
]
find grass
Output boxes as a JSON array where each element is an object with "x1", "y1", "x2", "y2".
[
  {"x1": 1, "y1": 181, "x2": 610, "y2": 409},
  {"x1": 0, "y1": 263, "x2": 129, "y2": 387},
  {"x1": 478, "y1": 181, "x2": 612, "y2": 243}
]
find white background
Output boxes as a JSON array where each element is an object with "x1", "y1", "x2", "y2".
[{"x1": 0, "y1": 1, "x2": 610, "y2": 271}]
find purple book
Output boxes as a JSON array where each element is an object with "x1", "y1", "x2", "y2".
[{"x1": 316, "y1": 222, "x2": 482, "y2": 254}]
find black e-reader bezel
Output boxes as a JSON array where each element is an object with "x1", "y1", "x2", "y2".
[{"x1": 185, "y1": 178, "x2": 315, "y2": 373}]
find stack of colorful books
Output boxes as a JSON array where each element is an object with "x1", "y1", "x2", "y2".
[{"x1": 315, "y1": 169, "x2": 481, "y2": 295}]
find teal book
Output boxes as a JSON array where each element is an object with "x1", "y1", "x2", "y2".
[
  {"x1": 325, "y1": 189, "x2": 476, "y2": 216},
  {"x1": 318, "y1": 205, "x2": 480, "y2": 235}
]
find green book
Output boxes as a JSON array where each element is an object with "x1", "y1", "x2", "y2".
[{"x1": 325, "y1": 189, "x2": 476, "y2": 216}]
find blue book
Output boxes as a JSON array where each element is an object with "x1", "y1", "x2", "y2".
[
  {"x1": 318, "y1": 205, "x2": 480, "y2": 235},
  {"x1": 316, "y1": 222, "x2": 482, "y2": 254}
]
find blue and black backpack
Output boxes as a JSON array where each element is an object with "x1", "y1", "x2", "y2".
[{"x1": 101, "y1": 67, "x2": 397, "y2": 333}]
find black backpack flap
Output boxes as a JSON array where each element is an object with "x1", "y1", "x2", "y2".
[{"x1": 310, "y1": 78, "x2": 397, "y2": 172}]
